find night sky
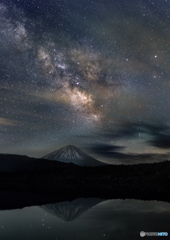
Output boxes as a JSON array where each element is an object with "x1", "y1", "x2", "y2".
[{"x1": 0, "y1": 0, "x2": 170, "y2": 164}]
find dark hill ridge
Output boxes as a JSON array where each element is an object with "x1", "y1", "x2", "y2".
[
  {"x1": 43, "y1": 145, "x2": 106, "y2": 166},
  {"x1": 0, "y1": 154, "x2": 36, "y2": 172},
  {"x1": 0, "y1": 153, "x2": 78, "y2": 172}
]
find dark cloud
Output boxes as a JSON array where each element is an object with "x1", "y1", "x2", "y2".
[
  {"x1": 149, "y1": 134, "x2": 170, "y2": 149},
  {"x1": 117, "y1": 122, "x2": 170, "y2": 137},
  {"x1": 85, "y1": 143, "x2": 169, "y2": 164},
  {"x1": 78, "y1": 122, "x2": 170, "y2": 141},
  {"x1": 142, "y1": 124, "x2": 170, "y2": 149},
  {"x1": 86, "y1": 143, "x2": 125, "y2": 157}
]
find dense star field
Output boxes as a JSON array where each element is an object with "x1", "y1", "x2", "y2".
[{"x1": 0, "y1": 0, "x2": 170, "y2": 164}]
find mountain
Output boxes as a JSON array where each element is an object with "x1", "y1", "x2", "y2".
[
  {"x1": 43, "y1": 145, "x2": 106, "y2": 166},
  {"x1": 41, "y1": 198, "x2": 104, "y2": 221}
]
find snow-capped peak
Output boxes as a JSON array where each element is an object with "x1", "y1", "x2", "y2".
[{"x1": 55, "y1": 145, "x2": 84, "y2": 160}]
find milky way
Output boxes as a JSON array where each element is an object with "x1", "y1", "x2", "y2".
[{"x1": 0, "y1": 0, "x2": 170, "y2": 164}]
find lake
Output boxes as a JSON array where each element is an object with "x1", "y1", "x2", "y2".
[{"x1": 0, "y1": 197, "x2": 169, "y2": 240}]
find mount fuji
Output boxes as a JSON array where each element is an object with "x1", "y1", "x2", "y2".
[{"x1": 43, "y1": 145, "x2": 106, "y2": 166}]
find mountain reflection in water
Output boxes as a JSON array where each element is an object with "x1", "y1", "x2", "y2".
[
  {"x1": 0, "y1": 198, "x2": 170, "y2": 240},
  {"x1": 41, "y1": 198, "x2": 104, "y2": 221}
]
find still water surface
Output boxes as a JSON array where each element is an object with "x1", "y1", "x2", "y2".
[{"x1": 0, "y1": 198, "x2": 170, "y2": 240}]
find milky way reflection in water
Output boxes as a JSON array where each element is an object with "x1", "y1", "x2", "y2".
[{"x1": 0, "y1": 198, "x2": 170, "y2": 240}]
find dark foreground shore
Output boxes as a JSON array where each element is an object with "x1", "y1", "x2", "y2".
[{"x1": 0, "y1": 160, "x2": 170, "y2": 208}]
